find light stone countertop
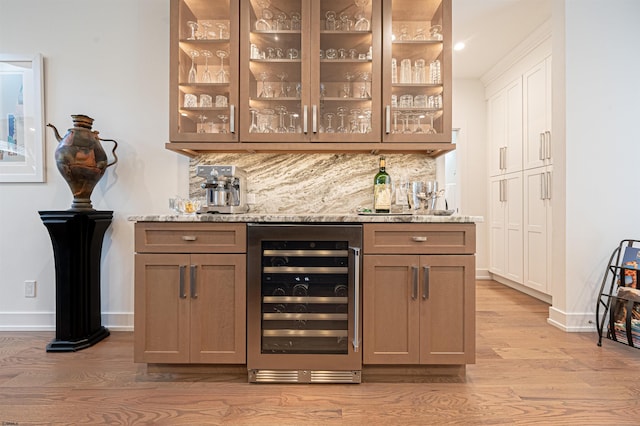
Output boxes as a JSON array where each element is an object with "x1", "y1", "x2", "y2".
[{"x1": 128, "y1": 212, "x2": 483, "y2": 223}]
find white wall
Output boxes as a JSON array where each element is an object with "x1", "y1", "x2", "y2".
[
  {"x1": 452, "y1": 79, "x2": 488, "y2": 277},
  {"x1": 0, "y1": 0, "x2": 189, "y2": 330},
  {"x1": 548, "y1": 0, "x2": 640, "y2": 331}
]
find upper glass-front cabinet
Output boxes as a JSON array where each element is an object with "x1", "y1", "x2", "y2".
[
  {"x1": 240, "y1": 0, "x2": 381, "y2": 143},
  {"x1": 170, "y1": 0, "x2": 240, "y2": 142},
  {"x1": 168, "y1": 0, "x2": 452, "y2": 155},
  {"x1": 382, "y1": 0, "x2": 451, "y2": 143}
]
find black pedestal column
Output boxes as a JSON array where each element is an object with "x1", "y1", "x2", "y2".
[{"x1": 39, "y1": 210, "x2": 112, "y2": 352}]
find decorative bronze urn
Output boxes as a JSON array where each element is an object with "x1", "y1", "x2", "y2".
[{"x1": 47, "y1": 115, "x2": 118, "y2": 211}]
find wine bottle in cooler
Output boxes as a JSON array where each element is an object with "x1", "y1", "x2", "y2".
[{"x1": 373, "y1": 156, "x2": 392, "y2": 213}]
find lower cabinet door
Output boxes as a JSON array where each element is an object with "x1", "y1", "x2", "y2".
[
  {"x1": 190, "y1": 254, "x2": 246, "y2": 364},
  {"x1": 363, "y1": 254, "x2": 475, "y2": 365},
  {"x1": 419, "y1": 255, "x2": 475, "y2": 364},
  {"x1": 363, "y1": 255, "x2": 421, "y2": 364},
  {"x1": 134, "y1": 253, "x2": 191, "y2": 363}
]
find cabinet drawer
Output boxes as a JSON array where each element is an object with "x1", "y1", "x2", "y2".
[
  {"x1": 363, "y1": 223, "x2": 475, "y2": 254},
  {"x1": 135, "y1": 223, "x2": 247, "y2": 253}
]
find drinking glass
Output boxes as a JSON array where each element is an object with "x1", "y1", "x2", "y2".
[
  {"x1": 411, "y1": 181, "x2": 425, "y2": 210},
  {"x1": 276, "y1": 72, "x2": 289, "y2": 97},
  {"x1": 186, "y1": 21, "x2": 198, "y2": 40},
  {"x1": 325, "y1": 10, "x2": 337, "y2": 30},
  {"x1": 429, "y1": 25, "x2": 443, "y2": 41},
  {"x1": 414, "y1": 112, "x2": 425, "y2": 133},
  {"x1": 216, "y1": 22, "x2": 229, "y2": 39},
  {"x1": 344, "y1": 72, "x2": 356, "y2": 98},
  {"x1": 288, "y1": 112, "x2": 299, "y2": 133},
  {"x1": 349, "y1": 108, "x2": 361, "y2": 133},
  {"x1": 256, "y1": 8, "x2": 274, "y2": 31},
  {"x1": 216, "y1": 50, "x2": 229, "y2": 83},
  {"x1": 400, "y1": 59, "x2": 412, "y2": 84},
  {"x1": 336, "y1": 106, "x2": 348, "y2": 133},
  {"x1": 200, "y1": 22, "x2": 212, "y2": 40},
  {"x1": 201, "y1": 50, "x2": 213, "y2": 83},
  {"x1": 249, "y1": 108, "x2": 260, "y2": 133},
  {"x1": 197, "y1": 114, "x2": 208, "y2": 133},
  {"x1": 324, "y1": 113, "x2": 335, "y2": 133},
  {"x1": 258, "y1": 72, "x2": 270, "y2": 98},
  {"x1": 217, "y1": 114, "x2": 229, "y2": 134},
  {"x1": 290, "y1": 12, "x2": 301, "y2": 30},
  {"x1": 188, "y1": 50, "x2": 199, "y2": 83},
  {"x1": 354, "y1": 0, "x2": 370, "y2": 31},
  {"x1": 275, "y1": 105, "x2": 288, "y2": 133},
  {"x1": 260, "y1": 108, "x2": 275, "y2": 132},
  {"x1": 359, "y1": 72, "x2": 371, "y2": 98},
  {"x1": 426, "y1": 111, "x2": 437, "y2": 134}
]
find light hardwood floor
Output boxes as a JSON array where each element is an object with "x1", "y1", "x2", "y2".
[{"x1": 1, "y1": 280, "x2": 639, "y2": 425}]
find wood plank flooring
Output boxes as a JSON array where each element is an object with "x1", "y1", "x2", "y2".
[{"x1": 1, "y1": 280, "x2": 639, "y2": 425}]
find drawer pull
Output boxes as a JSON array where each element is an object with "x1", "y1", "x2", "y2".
[
  {"x1": 412, "y1": 236, "x2": 427, "y2": 242},
  {"x1": 182, "y1": 235, "x2": 197, "y2": 241}
]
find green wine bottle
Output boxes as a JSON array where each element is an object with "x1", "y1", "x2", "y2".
[{"x1": 373, "y1": 156, "x2": 392, "y2": 213}]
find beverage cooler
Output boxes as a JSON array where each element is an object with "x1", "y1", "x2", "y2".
[{"x1": 247, "y1": 224, "x2": 362, "y2": 383}]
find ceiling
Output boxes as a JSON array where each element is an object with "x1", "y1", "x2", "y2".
[{"x1": 451, "y1": 0, "x2": 552, "y2": 79}]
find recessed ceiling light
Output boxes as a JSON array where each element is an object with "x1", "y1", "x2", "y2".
[{"x1": 454, "y1": 42, "x2": 466, "y2": 51}]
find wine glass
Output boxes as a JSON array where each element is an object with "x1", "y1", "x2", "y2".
[
  {"x1": 255, "y1": 8, "x2": 274, "y2": 31},
  {"x1": 324, "y1": 113, "x2": 335, "y2": 133},
  {"x1": 429, "y1": 25, "x2": 443, "y2": 41},
  {"x1": 201, "y1": 50, "x2": 213, "y2": 83},
  {"x1": 260, "y1": 108, "x2": 275, "y2": 133},
  {"x1": 414, "y1": 112, "x2": 425, "y2": 133},
  {"x1": 336, "y1": 106, "x2": 348, "y2": 133},
  {"x1": 354, "y1": 0, "x2": 370, "y2": 31},
  {"x1": 249, "y1": 108, "x2": 260, "y2": 133},
  {"x1": 359, "y1": 72, "x2": 371, "y2": 98},
  {"x1": 186, "y1": 21, "x2": 198, "y2": 40},
  {"x1": 276, "y1": 72, "x2": 289, "y2": 97},
  {"x1": 392, "y1": 110, "x2": 400, "y2": 134},
  {"x1": 258, "y1": 72, "x2": 270, "y2": 98},
  {"x1": 200, "y1": 21, "x2": 212, "y2": 39},
  {"x1": 217, "y1": 114, "x2": 229, "y2": 134},
  {"x1": 325, "y1": 10, "x2": 337, "y2": 30},
  {"x1": 425, "y1": 111, "x2": 437, "y2": 134},
  {"x1": 349, "y1": 108, "x2": 361, "y2": 133},
  {"x1": 215, "y1": 50, "x2": 229, "y2": 83},
  {"x1": 188, "y1": 50, "x2": 199, "y2": 83},
  {"x1": 216, "y1": 22, "x2": 228, "y2": 39},
  {"x1": 288, "y1": 112, "x2": 299, "y2": 133},
  {"x1": 275, "y1": 105, "x2": 288, "y2": 133},
  {"x1": 344, "y1": 72, "x2": 356, "y2": 98},
  {"x1": 198, "y1": 114, "x2": 207, "y2": 133}
]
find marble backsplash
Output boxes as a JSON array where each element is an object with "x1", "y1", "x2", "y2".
[{"x1": 190, "y1": 153, "x2": 435, "y2": 214}]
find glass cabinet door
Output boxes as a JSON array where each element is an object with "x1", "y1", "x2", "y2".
[
  {"x1": 170, "y1": 0, "x2": 239, "y2": 142},
  {"x1": 382, "y1": 0, "x2": 451, "y2": 143},
  {"x1": 240, "y1": 0, "x2": 380, "y2": 144},
  {"x1": 240, "y1": 0, "x2": 309, "y2": 142},
  {"x1": 311, "y1": 0, "x2": 381, "y2": 143}
]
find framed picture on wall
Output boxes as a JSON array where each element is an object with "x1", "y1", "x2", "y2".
[{"x1": 0, "y1": 53, "x2": 45, "y2": 182}]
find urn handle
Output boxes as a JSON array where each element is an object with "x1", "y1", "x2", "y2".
[{"x1": 99, "y1": 138, "x2": 119, "y2": 168}]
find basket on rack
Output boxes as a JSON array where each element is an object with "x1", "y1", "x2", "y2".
[{"x1": 596, "y1": 239, "x2": 640, "y2": 348}]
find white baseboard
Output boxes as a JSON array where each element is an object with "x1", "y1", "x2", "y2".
[
  {"x1": 0, "y1": 312, "x2": 134, "y2": 332},
  {"x1": 491, "y1": 275, "x2": 552, "y2": 304},
  {"x1": 547, "y1": 307, "x2": 597, "y2": 333},
  {"x1": 476, "y1": 268, "x2": 491, "y2": 280}
]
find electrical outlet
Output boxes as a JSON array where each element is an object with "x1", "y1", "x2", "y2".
[{"x1": 24, "y1": 280, "x2": 36, "y2": 298}]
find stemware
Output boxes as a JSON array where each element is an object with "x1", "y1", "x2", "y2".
[
  {"x1": 200, "y1": 21, "x2": 212, "y2": 40},
  {"x1": 186, "y1": 21, "x2": 198, "y2": 40},
  {"x1": 359, "y1": 72, "x2": 371, "y2": 98},
  {"x1": 188, "y1": 50, "x2": 199, "y2": 83},
  {"x1": 275, "y1": 105, "x2": 288, "y2": 133},
  {"x1": 258, "y1": 72, "x2": 270, "y2": 98},
  {"x1": 425, "y1": 111, "x2": 437, "y2": 134},
  {"x1": 414, "y1": 112, "x2": 425, "y2": 133},
  {"x1": 215, "y1": 50, "x2": 229, "y2": 83},
  {"x1": 324, "y1": 113, "x2": 335, "y2": 133},
  {"x1": 340, "y1": 12, "x2": 353, "y2": 31},
  {"x1": 336, "y1": 106, "x2": 348, "y2": 133},
  {"x1": 217, "y1": 114, "x2": 229, "y2": 133},
  {"x1": 216, "y1": 22, "x2": 229, "y2": 39},
  {"x1": 201, "y1": 50, "x2": 213, "y2": 83},
  {"x1": 344, "y1": 72, "x2": 357, "y2": 98},
  {"x1": 260, "y1": 108, "x2": 275, "y2": 133},
  {"x1": 276, "y1": 72, "x2": 289, "y2": 97},
  {"x1": 255, "y1": 8, "x2": 274, "y2": 31},
  {"x1": 290, "y1": 12, "x2": 301, "y2": 30},
  {"x1": 325, "y1": 10, "x2": 337, "y2": 30},
  {"x1": 429, "y1": 25, "x2": 443, "y2": 41},
  {"x1": 275, "y1": 12, "x2": 289, "y2": 30},
  {"x1": 288, "y1": 112, "x2": 299, "y2": 133},
  {"x1": 354, "y1": 0, "x2": 370, "y2": 31},
  {"x1": 349, "y1": 109, "x2": 361, "y2": 133},
  {"x1": 197, "y1": 114, "x2": 207, "y2": 133},
  {"x1": 249, "y1": 108, "x2": 260, "y2": 133}
]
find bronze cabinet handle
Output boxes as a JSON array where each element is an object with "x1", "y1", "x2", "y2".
[
  {"x1": 190, "y1": 265, "x2": 197, "y2": 298},
  {"x1": 422, "y1": 266, "x2": 430, "y2": 300},
  {"x1": 182, "y1": 235, "x2": 197, "y2": 241},
  {"x1": 411, "y1": 266, "x2": 418, "y2": 300},
  {"x1": 179, "y1": 265, "x2": 187, "y2": 299}
]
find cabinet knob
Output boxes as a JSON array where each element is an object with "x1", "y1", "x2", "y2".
[
  {"x1": 412, "y1": 236, "x2": 427, "y2": 242},
  {"x1": 182, "y1": 235, "x2": 197, "y2": 241}
]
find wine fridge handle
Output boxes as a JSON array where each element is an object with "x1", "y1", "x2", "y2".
[
  {"x1": 179, "y1": 265, "x2": 187, "y2": 299},
  {"x1": 190, "y1": 265, "x2": 197, "y2": 298},
  {"x1": 350, "y1": 247, "x2": 361, "y2": 352}
]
